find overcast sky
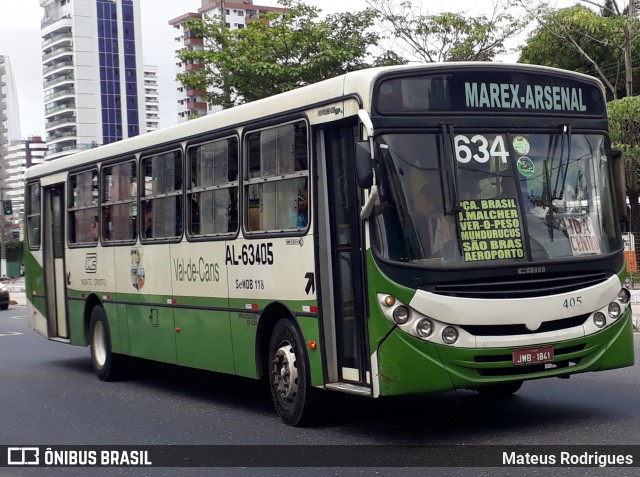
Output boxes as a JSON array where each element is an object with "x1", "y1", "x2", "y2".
[{"x1": 0, "y1": 0, "x2": 574, "y2": 138}]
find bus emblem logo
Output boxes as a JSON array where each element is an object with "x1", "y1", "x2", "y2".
[
  {"x1": 518, "y1": 266, "x2": 545, "y2": 275},
  {"x1": 85, "y1": 253, "x2": 97, "y2": 273}
]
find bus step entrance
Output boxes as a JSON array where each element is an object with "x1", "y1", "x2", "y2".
[{"x1": 324, "y1": 383, "x2": 372, "y2": 396}]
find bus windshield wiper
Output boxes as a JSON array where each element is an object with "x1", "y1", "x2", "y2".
[
  {"x1": 552, "y1": 124, "x2": 572, "y2": 201},
  {"x1": 440, "y1": 124, "x2": 461, "y2": 216},
  {"x1": 440, "y1": 124, "x2": 463, "y2": 255}
]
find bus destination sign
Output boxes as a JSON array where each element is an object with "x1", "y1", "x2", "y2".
[
  {"x1": 464, "y1": 82, "x2": 586, "y2": 113},
  {"x1": 376, "y1": 70, "x2": 605, "y2": 116}
]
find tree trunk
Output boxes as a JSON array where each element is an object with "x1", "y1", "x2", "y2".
[{"x1": 625, "y1": 0, "x2": 635, "y2": 97}]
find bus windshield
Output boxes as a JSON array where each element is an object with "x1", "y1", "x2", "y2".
[{"x1": 371, "y1": 132, "x2": 622, "y2": 266}]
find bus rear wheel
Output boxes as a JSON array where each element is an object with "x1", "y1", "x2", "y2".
[
  {"x1": 268, "y1": 318, "x2": 316, "y2": 426},
  {"x1": 89, "y1": 306, "x2": 123, "y2": 381},
  {"x1": 475, "y1": 381, "x2": 523, "y2": 398}
]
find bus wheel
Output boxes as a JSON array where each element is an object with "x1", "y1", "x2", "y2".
[
  {"x1": 268, "y1": 318, "x2": 315, "y2": 426},
  {"x1": 475, "y1": 381, "x2": 523, "y2": 398},
  {"x1": 89, "y1": 306, "x2": 123, "y2": 381}
]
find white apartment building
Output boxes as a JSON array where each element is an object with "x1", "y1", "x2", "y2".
[
  {"x1": 41, "y1": 0, "x2": 147, "y2": 159},
  {"x1": 169, "y1": 1, "x2": 284, "y2": 123},
  {"x1": 143, "y1": 65, "x2": 160, "y2": 132},
  {"x1": 5, "y1": 137, "x2": 48, "y2": 228},
  {"x1": 0, "y1": 56, "x2": 21, "y2": 175}
]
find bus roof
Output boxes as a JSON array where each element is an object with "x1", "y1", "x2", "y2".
[{"x1": 26, "y1": 62, "x2": 603, "y2": 179}]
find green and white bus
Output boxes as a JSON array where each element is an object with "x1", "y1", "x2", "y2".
[{"x1": 25, "y1": 63, "x2": 634, "y2": 426}]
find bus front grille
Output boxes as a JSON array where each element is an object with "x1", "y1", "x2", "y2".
[
  {"x1": 460, "y1": 315, "x2": 590, "y2": 336},
  {"x1": 432, "y1": 272, "x2": 610, "y2": 299}
]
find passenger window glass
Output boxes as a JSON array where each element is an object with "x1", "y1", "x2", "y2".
[
  {"x1": 245, "y1": 121, "x2": 308, "y2": 232},
  {"x1": 141, "y1": 150, "x2": 183, "y2": 239},
  {"x1": 27, "y1": 183, "x2": 41, "y2": 249},
  {"x1": 188, "y1": 137, "x2": 238, "y2": 236},
  {"x1": 68, "y1": 170, "x2": 99, "y2": 245},
  {"x1": 102, "y1": 161, "x2": 137, "y2": 242}
]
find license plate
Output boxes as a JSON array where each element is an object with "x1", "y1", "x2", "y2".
[{"x1": 512, "y1": 346, "x2": 554, "y2": 366}]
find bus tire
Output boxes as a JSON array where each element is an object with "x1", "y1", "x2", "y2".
[
  {"x1": 89, "y1": 306, "x2": 123, "y2": 381},
  {"x1": 268, "y1": 318, "x2": 316, "y2": 426},
  {"x1": 475, "y1": 381, "x2": 523, "y2": 398}
]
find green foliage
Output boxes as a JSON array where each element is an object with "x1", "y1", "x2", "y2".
[
  {"x1": 518, "y1": 3, "x2": 640, "y2": 99},
  {"x1": 177, "y1": 0, "x2": 403, "y2": 108},
  {"x1": 608, "y1": 96, "x2": 640, "y2": 231},
  {"x1": 609, "y1": 96, "x2": 640, "y2": 170},
  {"x1": 5, "y1": 240, "x2": 23, "y2": 262},
  {"x1": 367, "y1": 0, "x2": 528, "y2": 62}
]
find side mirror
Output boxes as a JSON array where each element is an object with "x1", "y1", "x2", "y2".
[
  {"x1": 611, "y1": 148, "x2": 628, "y2": 223},
  {"x1": 355, "y1": 141, "x2": 374, "y2": 188}
]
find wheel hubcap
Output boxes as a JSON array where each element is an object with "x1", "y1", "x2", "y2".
[{"x1": 271, "y1": 341, "x2": 298, "y2": 404}]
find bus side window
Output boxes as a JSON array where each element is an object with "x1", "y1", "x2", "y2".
[
  {"x1": 102, "y1": 161, "x2": 137, "y2": 242},
  {"x1": 244, "y1": 121, "x2": 309, "y2": 233},
  {"x1": 69, "y1": 169, "x2": 99, "y2": 246},
  {"x1": 141, "y1": 150, "x2": 183, "y2": 240},
  {"x1": 187, "y1": 136, "x2": 238, "y2": 237}
]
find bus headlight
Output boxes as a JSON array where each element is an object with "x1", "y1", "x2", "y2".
[
  {"x1": 624, "y1": 277, "x2": 632, "y2": 289},
  {"x1": 617, "y1": 288, "x2": 631, "y2": 305},
  {"x1": 442, "y1": 326, "x2": 459, "y2": 344},
  {"x1": 392, "y1": 305, "x2": 410, "y2": 324},
  {"x1": 608, "y1": 302, "x2": 621, "y2": 319},
  {"x1": 416, "y1": 318, "x2": 433, "y2": 338},
  {"x1": 593, "y1": 312, "x2": 606, "y2": 328}
]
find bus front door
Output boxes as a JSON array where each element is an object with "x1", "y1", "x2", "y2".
[
  {"x1": 318, "y1": 124, "x2": 371, "y2": 393},
  {"x1": 42, "y1": 184, "x2": 69, "y2": 339}
]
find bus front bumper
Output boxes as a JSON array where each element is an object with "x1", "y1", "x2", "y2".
[{"x1": 375, "y1": 309, "x2": 634, "y2": 396}]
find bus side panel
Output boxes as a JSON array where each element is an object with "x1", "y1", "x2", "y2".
[
  {"x1": 229, "y1": 305, "x2": 258, "y2": 379},
  {"x1": 25, "y1": 249, "x2": 48, "y2": 336},
  {"x1": 175, "y1": 307, "x2": 235, "y2": 374},
  {"x1": 295, "y1": 315, "x2": 323, "y2": 387},
  {"x1": 66, "y1": 296, "x2": 86, "y2": 346},
  {"x1": 170, "y1": 241, "x2": 235, "y2": 374}
]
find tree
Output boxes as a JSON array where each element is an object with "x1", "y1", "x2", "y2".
[
  {"x1": 609, "y1": 97, "x2": 640, "y2": 232},
  {"x1": 176, "y1": 0, "x2": 404, "y2": 109},
  {"x1": 365, "y1": 0, "x2": 529, "y2": 62},
  {"x1": 518, "y1": 1, "x2": 640, "y2": 99}
]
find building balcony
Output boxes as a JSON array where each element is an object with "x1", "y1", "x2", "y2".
[
  {"x1": 43, "y1": 60, "x2": 74, "y2": 77},
  {"x1": 42, "y1": 46, "x2": 73, "y2": 65},
  {"x1": 185, "y1": 37, "x2": 204, "y2": 47},
  {"x1": 186, "y1": 88, "x2": 206, "y2": 97},
  {"x1": 185, "y1": 63, "x2": 204, "y2": 72},
  {"x1": 46, "y1": 115, "x2": 76, "y2": 131},
  {"x1": 44, "y1": 102, "x2": 76, "y2": 119},
  {"x1": 186, "y1": 101, "x2": 207, "y2": 111},
  {"x1": 41, "y1": 14, "x2": 72, "y2": 31},
  {"x1": 44, "y1": 87, "x2": 75, "y2": 104},
  {"x1": 43, "y1": 74, "x2": 74, "y2": 89},
  {"x1": 42, "y1": 30, "x2": 72, "y2": 49}
]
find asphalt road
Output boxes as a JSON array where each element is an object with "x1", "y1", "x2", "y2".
[{"x1": 1, "y1": 304, "x2": 639, "y2": 477}]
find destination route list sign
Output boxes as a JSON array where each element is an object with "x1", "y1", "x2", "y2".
[{"x1": 458, "y1": 198, "x2": 524, "y2": 262}]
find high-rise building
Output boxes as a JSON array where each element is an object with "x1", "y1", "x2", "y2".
[
  {"x1": 41, "y1": 0, "x2": 147, "y2": 159},
  {"x1": 5, "y1": 137, "x2": 48, "y2": 229},
  {"x1": 169, "y1": 1, "x2": 284, "y2": 123},
  {"x1": 143, "y1": 65, "x2": 160, "y2": 132},
  {"x1": 0, "y1": 56, "x2": 21, "y2": 185}
]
